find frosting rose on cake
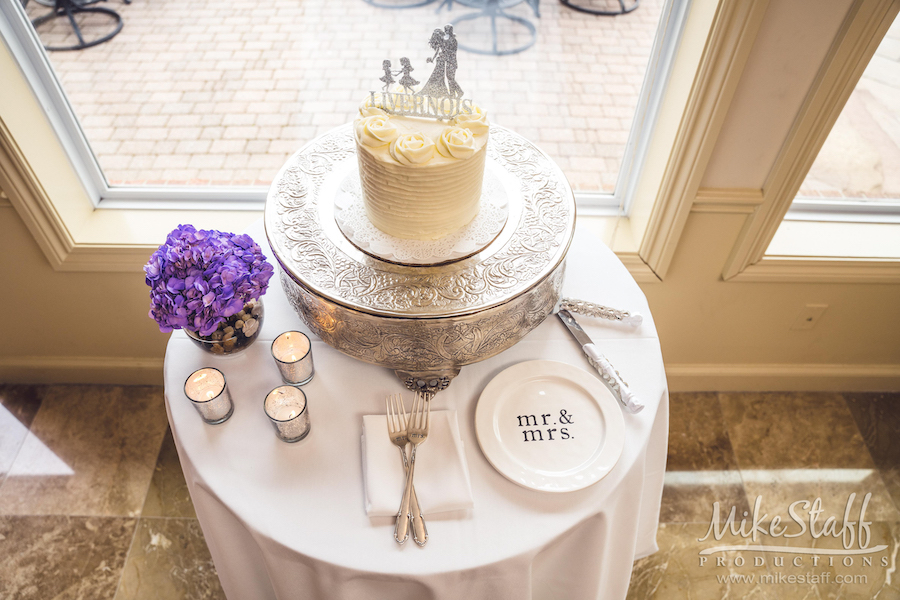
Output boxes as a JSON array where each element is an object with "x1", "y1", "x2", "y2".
[
  {"x1": 356, "y1": 115, "x2": 398, "y2": 147},
  {"x1": 358, "y1": 95, "x2": 387, "y2": 117},
  {"x1": 453, "y1": 105, "x2": 489, "y2": 135},
  {"x1": 389, "y1": 133, "x2": 436, "y2": 165},
  {"x1": 436, "y1": 126, "x2": 476, "y2": 160}
]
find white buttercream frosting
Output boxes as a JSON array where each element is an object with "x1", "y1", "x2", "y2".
[
  {"x1": 436, "y1": 126, "x2": 476, "y2": 160},
  {"x1": 390, "y1": 133, "x2": 436, "y2": 165},
  {"x1": 354, "y1": 107, "x2": 490, "y2": 241},
  {"x1": 359, "y1": 95, "x2": 388, "y2": 117},
  {"x1": 356, "y1": 115, "x2": 398, "y2": 147},
  {"x1": 453, "y1": 105, "x2": 489, "y2": 135}
]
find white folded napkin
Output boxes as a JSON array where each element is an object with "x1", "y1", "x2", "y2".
[{"x1": 362, "y1": 410, "x2": 474, "y2": 517}]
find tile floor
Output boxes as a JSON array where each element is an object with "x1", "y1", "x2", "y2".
[{"x1": 0, "y1": 385, "x2": 898, "y2": 599}]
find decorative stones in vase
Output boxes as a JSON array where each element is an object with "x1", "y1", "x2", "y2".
[{"x1": 185, "y1": 298, "x2": 264, "y2": 356}]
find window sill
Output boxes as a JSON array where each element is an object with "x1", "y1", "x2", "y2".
[
  {"x1": 768, "y1": 219, "x2": 900, "y2": 259},
  {"x1": 579, "y1": 215, "x2": 660, "y2": 283},
  {"x1": 727, "y1": 219, "x2": 900, "y2": 283}
]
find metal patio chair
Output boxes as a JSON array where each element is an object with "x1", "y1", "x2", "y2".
[{"x1": 30, "y1": 0, "x2": 124, "y2": 51}]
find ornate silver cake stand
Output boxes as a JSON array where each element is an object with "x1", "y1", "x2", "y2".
[{"x1": 264, "y1": 124, "x2": 576, "y2": 394}]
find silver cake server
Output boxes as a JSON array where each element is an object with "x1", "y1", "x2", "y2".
[
  {"x1": 557, "y1": 297, "x2": 643, "y2": 327},
  {"x1": 557, "y1": 309, "x2": 644, "y2": 414}
]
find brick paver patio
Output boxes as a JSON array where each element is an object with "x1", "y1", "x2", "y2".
[{"x1": 27, "y1": 0, "x2": 663, "y2": 191}]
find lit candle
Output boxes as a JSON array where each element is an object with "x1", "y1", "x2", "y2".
[
  {"x1": 264, "y1": 385, "x2": 311, "y2": 443},
  {"x1": 184, "y1": 367, "x2": 233, "y2": 424},
  {"x1": 275, "y1": 406, "x2": 299, "y2": 420},
  {"x1": 271, "y1": 331, "x2": 315, "y2": 385}
]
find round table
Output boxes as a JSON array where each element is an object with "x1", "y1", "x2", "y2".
[{"x1": 163, "y1": 219, "x2": 669, "y2": 600}]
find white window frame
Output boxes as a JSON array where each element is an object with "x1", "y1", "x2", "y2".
[
  {"x1": 787, "y1": 199, "x2": 900, "y2": 224},
  {"x1": 1, "y1": 0, "x2": 689, "y2": 214},
  {"x1": 581, "y1": 0, "x2": 691, "y2": 217},
  {"x1": 784, "y1": 1, "x2": 900, "y2": 223},
  {"x1": 0, "y1": 0, "x2": 262, "y2": 210},
  {"x1": 1, "y1": 0, "x2": 758, "y2": 276},
  {"x1": 721, "y1": 0, "x2": 900, "y2": 283},
  {"x1": 783, "y1": 1, "x2": 900, "y2": 226}
]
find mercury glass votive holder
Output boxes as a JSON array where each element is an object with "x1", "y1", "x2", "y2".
[
  {"x1": 271, "y1": 331, "x2": 315, "y2": 385},
  {"x1": 264, "y1": 385, "x2": 311, "y2": 443},
  {"x1": 184, "y1": 367, "x2": 234, "y2": 424}
]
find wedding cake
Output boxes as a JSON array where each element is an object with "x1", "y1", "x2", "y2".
[
  {"x1": 352, "y1": 26, "x2": 490, "y2": 241},
  {"x1": 355, "y1": 102, "x2": 489, "y2": 241}
]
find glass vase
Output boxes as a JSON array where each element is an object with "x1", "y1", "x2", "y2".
[{"x1": 184, "y1": 298, "x2": 264, "y2": 356}]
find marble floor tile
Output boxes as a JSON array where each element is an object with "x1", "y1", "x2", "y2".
[
  {"x1": 0, "y1": 385, "x2": 44, "y2": 487},
  {"x1": 883, "y1": 468, "x2": 900, "y2": 512},
  {"x1": 667, "y1": 393, "x2": 742, "y2": 471},
  {"x1": 719, "y1": 392, "x2": 874, "y2": 470},
  {"x1": 844, "y1": 392, "x2": 900, "y2": 469},
  {"x1": 0, "y1": 384, "x2": 44, "y2": 425},
  {"x1": 661, "y1": 472, "x2": 751, "y2": 525},
  {"x1": 738, "y1": 468, "x2": 900, "y2": 523},
  {"x1": 141, "y1": 428, "x2": 196, "y2": 519},
  {"x1": 751, "y1": 520, "x2": 900, "y2": 599},
  {"x1": 627, "y1": 522, "x2": 774, "y2": 599},
  {"x1": 114, "y1": 517, "x2": 225, "y2": 600},
  {"x1": 0, "y1": 515, "x2": 135, "y2": 600},
  {"x1": 0, "y1": 385, "x2": 168, "y2": 517},
  {"x1": 661, "y1": 393, "x2": 749, "y2": 522},
  {"x1": 719, "y1": 392, "x2": 900, "y2": 524}
]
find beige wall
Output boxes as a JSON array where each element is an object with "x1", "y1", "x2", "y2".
[
  {"x1": 649, "y1": 0, "x2": 900, "y2": 390},
  {"x1": 0, "y1": 199, "x2": 168, "y2": 383},
  {"x1": 1, "y1": 0, "x2": 898, "y2": 390},
  {"x1": 645, "y1": 209, "x2": 900, "y2": 390}
]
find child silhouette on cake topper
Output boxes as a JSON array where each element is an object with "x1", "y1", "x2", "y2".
[
  {"x1": 379, "y1": 59, "x2": 395, "y2": 93},
  {"x1": 394, "y1": 57, "x2": 419, "y2": 95}
]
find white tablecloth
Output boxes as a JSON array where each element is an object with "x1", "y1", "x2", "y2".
[{"x1": 163, "y1": 220, "x2": 669, "y2": 600}]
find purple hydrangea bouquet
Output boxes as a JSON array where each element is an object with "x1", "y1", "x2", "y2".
[{"x1": 144, "y1": 224, "x2": 275, "y2": 355}]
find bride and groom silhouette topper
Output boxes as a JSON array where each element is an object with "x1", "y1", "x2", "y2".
[{"x1": 373, "y1": 25, "x2": 472, "y2": 121}]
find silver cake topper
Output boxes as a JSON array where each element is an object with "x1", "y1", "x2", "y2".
[{"x1": 370, "y1": 25, "x2": 474, "y2": 121}]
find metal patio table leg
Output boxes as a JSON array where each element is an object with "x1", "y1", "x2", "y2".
[{"x1": 445, "y1": 0, "x2": 538, "y2": 56}]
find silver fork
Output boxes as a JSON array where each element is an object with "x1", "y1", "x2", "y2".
[
  {"x1": 385, "y1": 394, "x2": 428, "y2": 546},
  {"x1": 395, "y1": 391, "x2": 431, "y2": 546}
]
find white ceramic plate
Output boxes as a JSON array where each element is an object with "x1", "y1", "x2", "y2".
[{"x1": 475, "y1": 360, "x2": 625, "y2": 492}]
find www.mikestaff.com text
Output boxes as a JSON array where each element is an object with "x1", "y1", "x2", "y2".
[{"x1": 716, "y1": 571, "x2": 867, "y2": 585}]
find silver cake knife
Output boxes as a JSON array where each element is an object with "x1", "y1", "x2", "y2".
[{"x1": 557, "y1": 309, "x2": 644, "y2": 414}]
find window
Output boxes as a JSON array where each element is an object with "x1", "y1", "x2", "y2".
[
  {"x1": 720, "y1": 0, "x2": 900, "y2": 282},
  {"x1": 3, "y1": 0, "x2": 743, "y2": 277},
  {"x1": 787, "y1": 12, "x2": 900, "y2": 225},
  {"x1": 3, "y1": 0, "x2": 686, "y2": 215}
]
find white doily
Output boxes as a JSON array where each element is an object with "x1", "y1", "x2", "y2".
[{"x1": 334, "y1": 166, "x2": 509, "y2": 265}]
